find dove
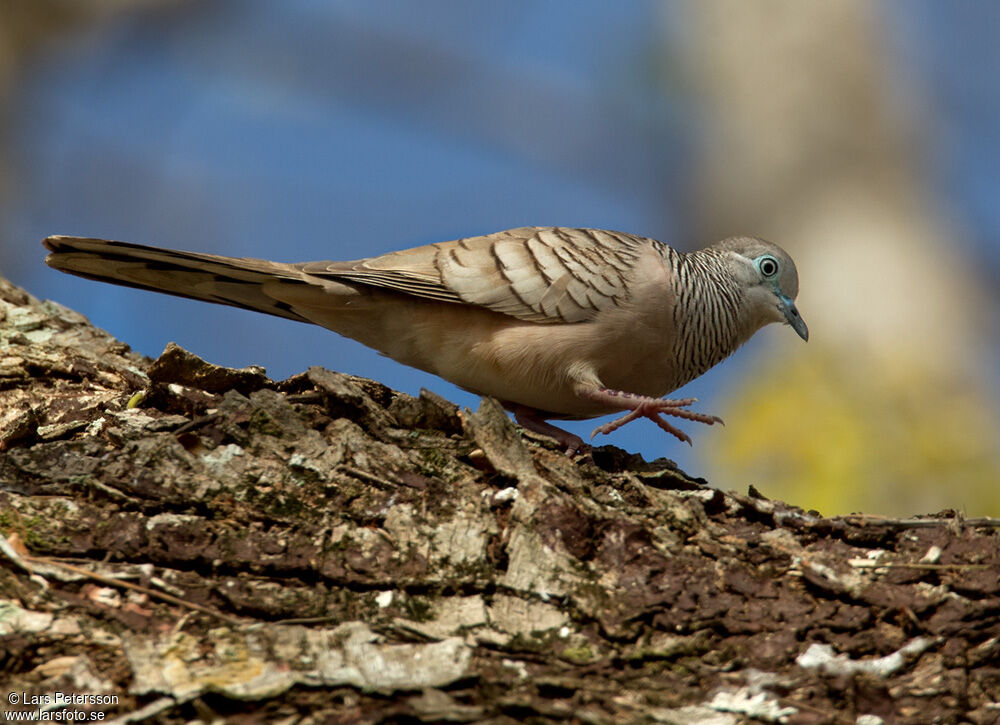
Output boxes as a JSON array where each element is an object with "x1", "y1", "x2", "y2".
[{"x1": 43, "y1": 227, "x2": 807, "y2": 452}]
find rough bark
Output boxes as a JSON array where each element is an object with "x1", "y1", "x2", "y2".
[{"x1": 1, "y1": 275, "x2": 998, "y2": 724}]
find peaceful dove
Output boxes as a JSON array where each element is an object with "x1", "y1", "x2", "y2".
[{"x1": 43, "y1": 227, "x2": 807, "y2": 452}]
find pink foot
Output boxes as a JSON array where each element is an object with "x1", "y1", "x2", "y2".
[
  {"x1": 509, "y1": 404, "x2": 588, "y2": 455},
  {"x1": 579, "y1": 387, "x2": 724, "y2": 445}
]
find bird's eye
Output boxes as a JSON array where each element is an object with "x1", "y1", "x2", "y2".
[{"x1": 757, "y1": 255, "x2": 779, "y2": 278}]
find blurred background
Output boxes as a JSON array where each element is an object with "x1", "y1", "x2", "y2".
[{"x1": 2, "y1": 0, "x2": 998, "y2": 516}]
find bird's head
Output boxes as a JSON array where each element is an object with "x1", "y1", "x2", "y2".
[{"x1": 714, "y1": 236, "x2": 809, "y2": 342}]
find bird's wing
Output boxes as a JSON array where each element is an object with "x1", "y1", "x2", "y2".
[{"x1": 302, "y1": 227, "x2": 650, "y2": 323}]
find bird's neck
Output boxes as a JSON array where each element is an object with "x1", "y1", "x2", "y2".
[{"x1": 669, "y1": 250, "x2": 749, "y2": 385}]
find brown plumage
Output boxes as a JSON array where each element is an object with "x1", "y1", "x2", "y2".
[{"x1": 43, "y1": 227, "x2": 807, "y2": 451}]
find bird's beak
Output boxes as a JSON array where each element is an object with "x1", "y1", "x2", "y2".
[{"x1": 779, "y1": 295, "x2": 809, "y2": 341}]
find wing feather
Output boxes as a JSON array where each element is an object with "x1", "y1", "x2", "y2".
[{"x1": 304, "y1": 226, "x2": 651, "y2": 324}]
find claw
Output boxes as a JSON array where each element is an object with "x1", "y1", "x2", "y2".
[
  {"x1": 590, "y1": 409, "x2": 641, "y2": 438},
  {"x1": 647, "y1": 413, "x2": 692, "y2": 445},
  {"x1": 509, "y1": 389, "x2": 722, "y2": 451},
  {"x1": 580, "y1": 387, "x2": 723, "y2": 444},
  {"x1": 510, "y1": 403, "x2": 589, "y2": 454}
]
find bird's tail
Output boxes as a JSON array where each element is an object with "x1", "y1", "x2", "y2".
[{"x1": 43, "y1": 235, "x2": 314, "y2": 323}]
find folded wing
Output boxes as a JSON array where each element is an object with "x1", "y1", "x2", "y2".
[{"x1": 305, "y1": 226, "x2": 647, "y2": 324}]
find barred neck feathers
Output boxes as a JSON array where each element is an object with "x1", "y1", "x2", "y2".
[{"x1": 668, "y1": 248, "x2": 747, "y2": 386}]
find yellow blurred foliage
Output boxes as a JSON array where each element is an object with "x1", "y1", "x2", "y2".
[{"x1": 708, "y1": 350, "x2": 1000, "y2": 516}]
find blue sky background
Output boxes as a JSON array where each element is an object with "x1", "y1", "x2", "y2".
[{"x1": 3, "y1": 1, "x2": 998, "y2": 474}]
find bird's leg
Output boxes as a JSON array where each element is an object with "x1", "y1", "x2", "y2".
[
  {"x1": 578, "y1": 387, "x2": 724, "y2": 445},
  {"x1": 509, "y1": 404, "x2": 587, "y2": 455}
]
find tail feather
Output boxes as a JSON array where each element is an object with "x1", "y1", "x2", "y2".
[{"x1": 43, "y1": 235, "x2": 314, "y2": 323}]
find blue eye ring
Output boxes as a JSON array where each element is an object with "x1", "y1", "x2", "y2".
[{"x1": 757, "y1": 255, "x2": 779, "y2": 278}]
